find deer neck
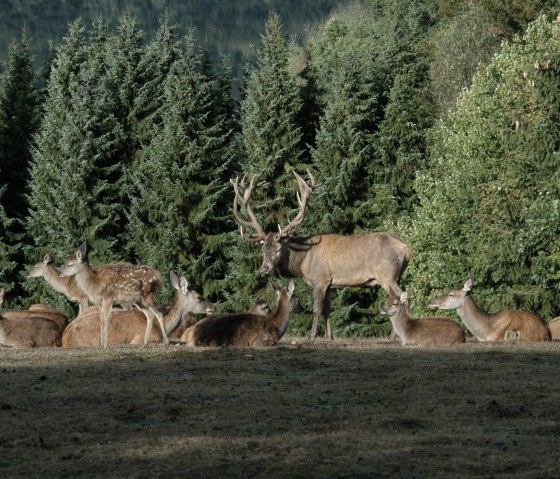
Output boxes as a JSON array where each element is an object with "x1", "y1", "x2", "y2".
[
  {"x1": 43, "y1": 264, "x2": 71, "y2": 293},
  {"x1": 74, "y1": 262, "x2": 100, "y2": 304},
  {"x1": 390, "y1": 305, "x2": 412, "y2": 339},
  {"x1": 271, "y1": 292, "x2": 292, "y2": 339},
  {"x1": 162, "y1": 296, "x2": 184, "y2": 335},
  {"x1": 279, "y1": 237, "x2": 309, "y2": 278},
  {"x1": 456, "y1": 295, "x2": 494, "y2": 341}
]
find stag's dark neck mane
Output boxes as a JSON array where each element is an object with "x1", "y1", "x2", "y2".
[{"x1": 278, "y1": 235, "x2": 320, "y2": 278}]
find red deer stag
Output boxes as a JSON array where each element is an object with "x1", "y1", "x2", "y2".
[
  {"x1": 0, "y1": 288, "x2": 61, "y2": 348},
  {"x1": 427, "y1": 276, "x2": 551, "y2": 342},
  {"x1": 27, "y1": 253, "x2": 89, "y2": 313},
  {"x1": 60, "y1": 243, "x2": 168, "y2": 348},
  {"x1": 182, "y1": 281, "x2": 296, "y2": 347},
  {"x1": 380, "y1": 291, "x2": 465, "y2": 346},
  {"x1": 231, "y1": 171, "x2": 412, "y2": 340},
  {"x1": 62, "y1": 271, "x2": 215, "y2": 347}
]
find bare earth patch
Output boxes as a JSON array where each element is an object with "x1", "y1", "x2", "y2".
[{"x1": 1, "y1": 338, "x2": 560, "y2": 478}]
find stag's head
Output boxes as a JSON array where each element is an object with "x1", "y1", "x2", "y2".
[{"x1": 231, "y1": 170, "x2": 316, "y2": 275}]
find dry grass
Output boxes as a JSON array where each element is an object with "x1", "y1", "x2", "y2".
[{"x1": 1, "y1": 338, "x2": 560, "y2": 478}]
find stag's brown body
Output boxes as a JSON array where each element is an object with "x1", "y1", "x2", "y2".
[
  {"x1": 182, "y1": 282, "x2": 295, "y2": 347},
  {"x1": 427, "y1": 276, "x2": 551, "y2": 342},
  {"x1": 0, "y1": 289, "x2": 62, "y2": 348},
  {"x1": 62, "y1": 272, "x2": 214, "y2": 347},
  {"x1": 380, "y1": 292, "x2": 465, "y2": 347},
  {"x1": 231, "y1": 171, "x2": 412, "y2": 340}
]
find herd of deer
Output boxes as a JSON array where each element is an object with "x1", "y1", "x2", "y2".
[{"x1": 1, "y1": 171, "x2": 559, "y2": 349}]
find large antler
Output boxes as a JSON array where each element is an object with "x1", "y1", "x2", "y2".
[
  {"x1": 280, "y1": 170, "x2": 316, "y2": 237},
  {"x1": 230, "y1": 175, "x2": 267, "y2": 242}
]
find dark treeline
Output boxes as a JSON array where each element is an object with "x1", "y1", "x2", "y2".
[{"x1": 0, "y1": 0, "x2": 559, "y2": 336}]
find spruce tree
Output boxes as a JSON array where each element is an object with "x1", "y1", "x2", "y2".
[
  {"x1": 222, "y1": 12, "x2": 305, "y2": 311},
  {"x1": 127, "y1": 31, "x2": 233, "y2": 303},
  {"x1": 0, "y1": 27, "x2": 39, "y2": 298}
]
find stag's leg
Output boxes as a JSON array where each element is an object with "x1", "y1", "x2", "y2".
[
  {"x1": 99, "y1": 300, "x2": 112, "y2": 348},
  {"x1": 310, "y1": 285, "x2": 328, "y2": 340}
]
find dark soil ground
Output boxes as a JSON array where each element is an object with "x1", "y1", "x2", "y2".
[{"x1": 1, "y1": 338, "x2": 560, "y2": 478}]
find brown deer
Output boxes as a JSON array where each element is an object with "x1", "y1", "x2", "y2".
[
  {"x1": 62, "y1": 272, "x2": 215, "y2": 347},
  {"x1": 380, "y1": 291, "x2": 465, "y2": 346},
  {"x1": 27, "y1": 253, "x2": 89, "y2": 313},
  {"x1": 1, "y1": 304, "x2": 68, "y2": 333},
  {"x1": 427, "y1": 276, "x2": 551, "y2": 342},
  {"x1": 231, "y1": 171, "x2": 412, "y2": 340},
  {"x1": 547, "y1": 316, "x2": 560, "y2": 339},
  {"x1": 60, "y1": 243, "x2": 168, "y2": 348},
  {"x1": 182, "y1": 281, "x2": 296, "y2": 347},
  {"x1": 0, "y1": 288, "x2": 62, "y2": 348}
]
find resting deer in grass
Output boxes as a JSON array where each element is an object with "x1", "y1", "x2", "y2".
[
  {"x1": 27, "y1": 253, "x2": 89, "y2": 313},
  {"x1": 1, "y1": 303, "x2": 68, "y2": 333},
  {"x1": 380, "y1": 291, "x2": 465, "y2": 347},
  {"x1": 62, "y1": 272, "x2": 215, "y2": 347},
  {"x1": 231, "y1": 171, "x2": 412, "y2": 340},
  {"x1": 182, "y1": 281, "x2": 296, "y2": 347},
  {"x1": 60, "y1": 243, "x2": 168, "y2": 348},
  {"x1": 0, "y1": 288, "x2": 62, "y2": 348},
  {"x1": 427, "y1": 276, "x2": 551, "y2": 342},
  {"x1": 548, "y1": 316, "x2": 560, "y2": 339}
]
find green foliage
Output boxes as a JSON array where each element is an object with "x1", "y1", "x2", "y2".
[{"x1": 402, "y1": 15, "x2": 560, "y2": 318}]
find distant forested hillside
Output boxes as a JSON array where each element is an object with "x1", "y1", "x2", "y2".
[{"x1": 0, "y1": 0, "x2": 341, "y2": 73}]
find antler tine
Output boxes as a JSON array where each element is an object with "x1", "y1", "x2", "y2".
[
  {"x1": 280, "y1": 169, "x2": 317, "y2": 237},
  {"x1": 231, "y1": 174, "x2": 267, "y2": 242}
]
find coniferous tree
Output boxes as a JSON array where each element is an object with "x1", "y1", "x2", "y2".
[
  {"x1": 222, "y1": 12, "x2": 305, "y2": 311},
  {"x1": 127, "y1": 31, "x2": 233, "y2": 303},
  {"x1": 0, "y1": 27, "x2": 39, "y2": 298}
]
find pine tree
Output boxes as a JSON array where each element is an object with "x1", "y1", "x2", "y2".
[
  {"x1": 0, "y1": 188, "x2": 17, "y2": 304},
  {"x1": 127, "y1": 31, "x2": 233, "y2": 303}
]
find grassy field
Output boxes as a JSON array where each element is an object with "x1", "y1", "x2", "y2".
[{"x1": 1, "y1": 338, "x2": 560, "y2": 478}]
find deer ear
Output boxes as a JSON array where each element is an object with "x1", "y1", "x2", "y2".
[
  {"x1": 463, "y1": 276, "x2": 474, "y2": 292},
  {"x1": 287, "y1": 280, "x2": 295, "y2": 297},
  {"x1": 179, "y1": 276, "x2": 189, "y2": 292},
  {"x1": 388, "y1": 286, "x2": 396, "y2": 296},
  {"x1": 169, "y1": 271, "x2": 180, "y2": 290},
  {"x1": 43, "y1": 253, "x2": 52, "y2": 264},
  {"x1": 400, "y1": 292, "x2": 409, "y2": 304},
  {"x1": 269, "y1": 279, "x2": 280, "y2": 292},
  {"x1": 77, "y1": 242, "x2": 87, "y2": 259}
]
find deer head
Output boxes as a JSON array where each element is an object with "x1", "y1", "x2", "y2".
[
  {"x1": 27, "y1": 253, "x2": 54, "y2": 278},
  {"x1": 60, "y1": 243, "x2": 88, "y2": 277},
  {"x1": 231, "y1": 170, "x2": 316, "y2": 274},
  {"x1": 169, "y1": 271, "x2": 215, "y2": 315}
]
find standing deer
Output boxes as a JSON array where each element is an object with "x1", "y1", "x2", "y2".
[
  {"x1": 0, "y1": 288, "x2": 62, "y2": 348},
  {"x1": 380, "y1": 291, "x2": 465, "y2": 346},
  {"x1": 182, "y1": 281, "x2": 296, "y2": 347},
  {"x1": 427, "y1": 276, "x2": 551, "y2": 342},
  {"x1": 27, "y1": 253, "x2": 89, "y2": 313},
  {"x1": 62, "y1": 272, "x2": 215, "y2": 347},
  {"x1": 231, "y1": 171, "x2": 412, "y2": 340},
  {"x1": 60, "y1": 243, "x2": 168, "y2": 348}
]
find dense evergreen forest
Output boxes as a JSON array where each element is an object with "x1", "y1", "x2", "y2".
[{"x1": 0, "y1": 0, "x2": 559, "y2": 337}]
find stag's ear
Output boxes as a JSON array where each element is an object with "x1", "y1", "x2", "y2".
[
  {"x1": 462, "y1": 275, "x2": 474, "y2": 293},
  {"x1": 170, "y1": 271, "x2": 180, "y2": 290}
]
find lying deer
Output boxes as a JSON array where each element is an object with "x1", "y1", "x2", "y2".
[
  {"x1": 548, "y1": 316, "x2": 560, "y2": 340},
  {"x1": 61, "y1": 243, "x2": 168, "y2": 348},
  {"x1": 0, "y1": 288, "x2": 62, "y2": 348},
  {"x1": 1, "y1": 303, "x2": 68, "y2": 333},
  {"x1": 231, "y1": 171, "x2": 412, "y2": 340},
  {"x1": 182, "y1": 281, "x2": 296, "y2": 347},
  {"x1": 427, "y1": 276, "x2": 551, "y2": 342},
  {"x1": 380, "y1": 291, "x2": 465, "y2": 346},
  {"x1": 27, "y1": 253, "x2": 89, "y2": 313},
  {"x1": 62, "y1": 272, "x2": 215, "y2": 347}
]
